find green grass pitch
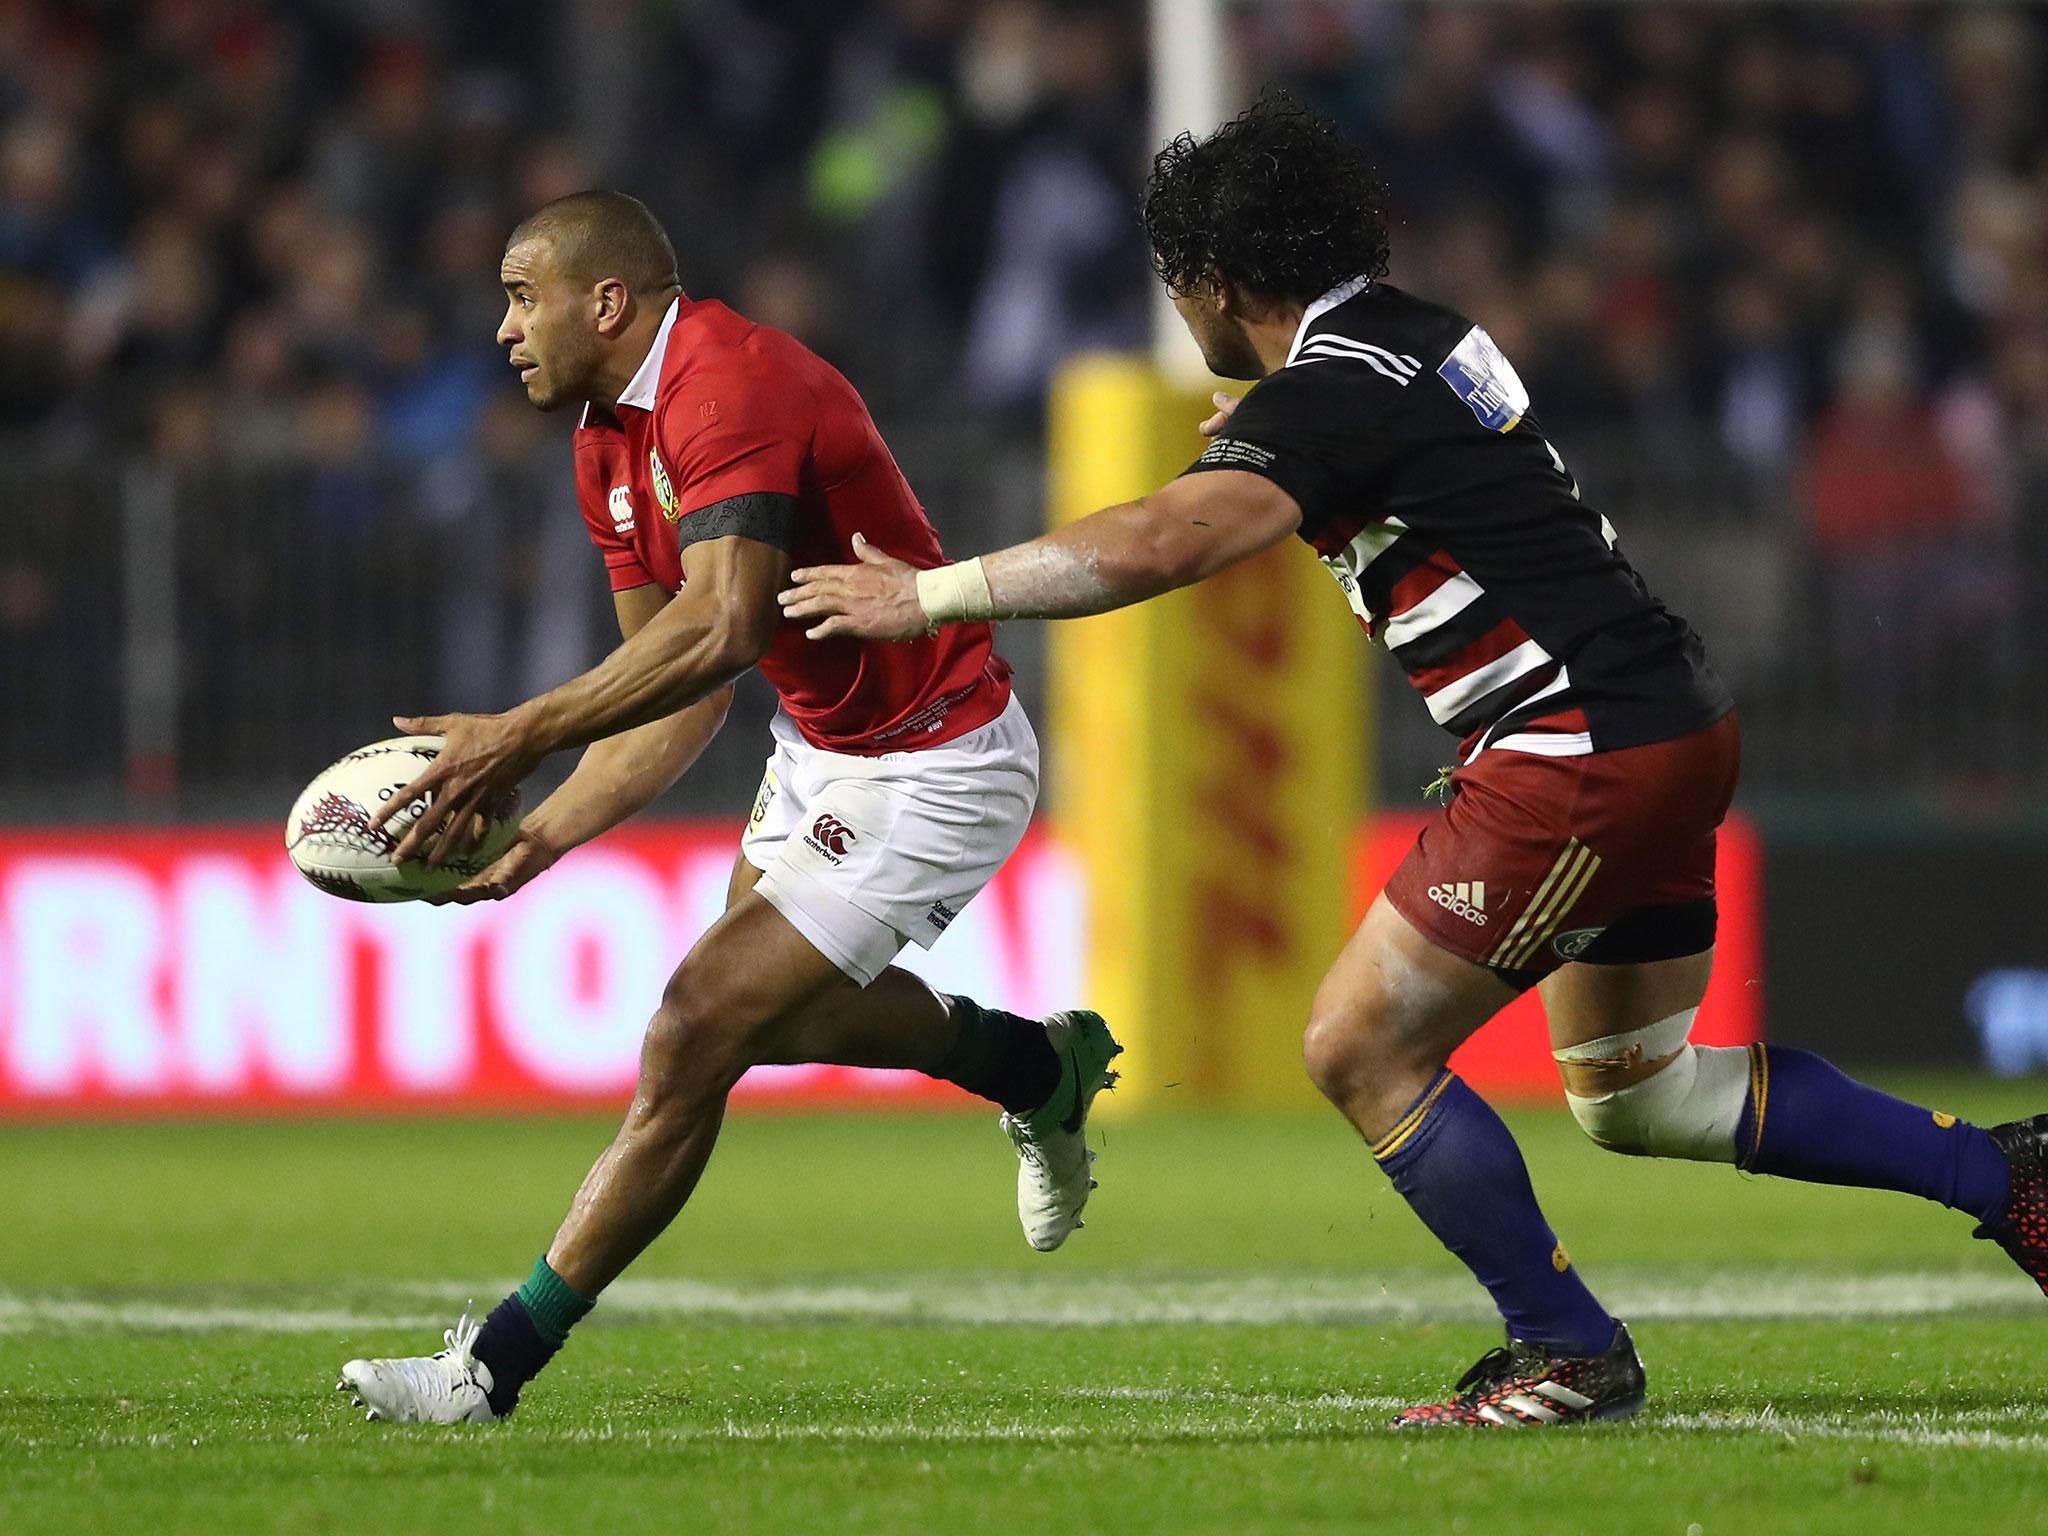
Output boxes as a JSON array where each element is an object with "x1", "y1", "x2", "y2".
[{"x1": 7, "y1": 1076, "x2": 2048, "y2": 1534}]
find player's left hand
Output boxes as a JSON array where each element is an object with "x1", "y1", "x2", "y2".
[
  {"x1": 1199, "y1": 391, "x2": 1241, "y2": 436},
  {"x1": 371, "y1": 710, "x2": 543, "y2": 867},
  {"x1": 425, "y1": 824, "x2": 561, "y2": 904},
  {"x1": 780, "y1": 533, "x2": 928, "y2": 642}
]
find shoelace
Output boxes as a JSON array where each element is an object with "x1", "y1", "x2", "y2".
[
  {"x1": 393, "y1": 1304, "x2": 484, "y2": 1406},
  {"x1": 441, "y1": 1303, "x2": 482, "y2": 1366},
  {"x1": 1451, "y1": 1339, "x2": 1555, "y2": 1406},
  {"x1": 1001, "y1": 1114, "x2": 1046, "y2": 1167},
  {"x1": 1451, "y1": 1346, "x2": 1518, "y2": 1398}
]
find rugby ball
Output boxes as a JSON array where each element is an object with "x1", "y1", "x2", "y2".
[{"x1": 285, "y1": 736, "x2": 523, "y2": 903}]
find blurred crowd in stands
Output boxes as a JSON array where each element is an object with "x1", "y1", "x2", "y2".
[
  {"x1": 8, "y1": 2, "x2": 2046, "y2": 471},
  {"x1": 6, "y1": 0, "x2": 2048, "y2": 802},
  {"x1": 0, "y1": 0, "x2": 1157, "y2": 462}
]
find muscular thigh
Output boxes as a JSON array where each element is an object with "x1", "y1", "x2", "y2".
[
  {"x1": 1540, "y1": 949, "x2": 1714, "y2": 1094},
  {"x1": 1318, "y1": 894, "x2": 1520, "y2": 1067},
  {"x1": 727, "y1": 850, "x2": 764, "y2": 909},
  {"x1": 722, "y1": 850, "x2": 871, "y2": 1031},
  {"x1": 674, "y1": 890, "x2": 850, "y2": 1033}
]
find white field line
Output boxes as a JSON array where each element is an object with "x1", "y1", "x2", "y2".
[
  {"x1": 0, "y1": 1297, "x2": 450, "y2": 1336},
  {"x1": 34, "y1": 1399, "x2": 2048, "y2": 1456},
  {"x1": 1065, "y1": 1386, "x2": 1404, "y2": 1410},
  {"x1": 0, "y1": 1269, "x2": 2034, "y2": 1336},
  {"x1": 11, "y1": 1376, "x2": 2047, "y2": 1455},
  {"x1": 1652, "y1": 1408, "x2": 2048, "y2": 1454},
  {"x1": 539, "y1": 1407, "x2": 2048, "y2": 1452},
  {"x1": 593, "y1": 1270, "x2": 2038, "y2": 1327}
]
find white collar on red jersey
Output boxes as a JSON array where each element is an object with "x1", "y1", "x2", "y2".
[
  {"x1": 579, "y1": 296, "x2": 682, "y2": 426},
  {"x1": 1283, "y1": 274, "x2": 1374, "y2": 367}
]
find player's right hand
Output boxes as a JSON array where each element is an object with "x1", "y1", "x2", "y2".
[
  {"x1": 1199, "y1": 392, "x2": 1240, "y2": 436},
  {"x1": 427, "y1": 824, "x2": 562, "y2": 906}
]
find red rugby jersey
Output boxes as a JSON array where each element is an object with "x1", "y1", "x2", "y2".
[{"x1": 573, "y1": 297, "x2": 1011, "y2": 754}]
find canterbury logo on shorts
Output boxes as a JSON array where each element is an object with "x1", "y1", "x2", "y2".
[
  {"x1": 804, "y1": 814, "x2": 857, "y2": 862},
  {"x1": 1488, "y1": 839, "x2": 1603, "y2": 970}
]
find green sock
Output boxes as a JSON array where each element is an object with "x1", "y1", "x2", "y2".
[{"x1": 515, "y1": 1256, "x2": 595, "y2": 1345}]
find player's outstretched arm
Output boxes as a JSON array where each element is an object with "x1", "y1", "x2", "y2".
[
  {"x1": 516, "y1": 534, "x2": 785, "y2": 752},
  {"x1": 429, "y1": 588, "x2": 738, "y2": 904},
  {"x1": 376, "y1": 535, "x2": 786, "y2": 865},
  {"x1": 778, "y1": 469, "x2": 1301, "y2": 642}
]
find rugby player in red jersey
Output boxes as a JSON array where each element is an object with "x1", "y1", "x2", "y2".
[
  {"x1": 786, "y1": 94, "x2": 2048, "y2": 1428},
  {"x1": 333, "y1": 191, "x2": 1120, "y2": 1425}
]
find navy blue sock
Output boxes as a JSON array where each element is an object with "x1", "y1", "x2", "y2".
[
  {"x1": 930, "y1": 994, "x2": 1060, "y2": 1114},
  {"x1": 470, "y1": 1293, "x2": 561, "y2": 1418},
  {"x1": 1375, "y1": 1070, "x2": 1617, "y2": 1357},
  {"x1": 1738, "y1": 1045, "x2": 2010, "y2": 1221}
]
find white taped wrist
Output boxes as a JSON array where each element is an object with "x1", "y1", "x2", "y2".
[{"x1": 915, "y1": 558, "x2": 995, "y2": 627}]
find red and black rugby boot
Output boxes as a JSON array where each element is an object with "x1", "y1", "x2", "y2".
[
  {"x1": 1390, "y1": 1322, "x2": 1646, "y2": 1428},
  {"x1": 1975, "y1": 1115, "x2": 2048, "y2": 1293}
]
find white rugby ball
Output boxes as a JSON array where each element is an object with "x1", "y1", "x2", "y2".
[{"x1": 285, "y1": 736, "x2": 523, "y2": 903}]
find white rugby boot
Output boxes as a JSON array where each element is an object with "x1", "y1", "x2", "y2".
[
  {"x1": 1001, "y1": 1010, "x2": 1123, "y2": 1252},
  {"x1": 337, "y1": 1306, "x2": 497, "y2": 1424}
]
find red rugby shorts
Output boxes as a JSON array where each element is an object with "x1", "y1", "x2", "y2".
[{"x1": 1383, "y1": 712, "x2": 1741, "y2": 985}]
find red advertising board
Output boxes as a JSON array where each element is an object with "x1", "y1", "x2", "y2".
[
  {"x1": 0, "y1": 824, "x2": 1083, "y2": 1116},
  {"x1": 0, "y1": 817, "x2": 1759, "y2": 1116}
]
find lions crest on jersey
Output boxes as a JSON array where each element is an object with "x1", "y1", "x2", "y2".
[
  {"x1": 649, "y1": 448, "x2": 679, "y2": 521},
  {"x1": 1438, "y1": 325, "x2": 1530, "y2": 433}
]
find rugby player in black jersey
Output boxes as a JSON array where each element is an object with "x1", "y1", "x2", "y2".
[{"x1": 783, "y1": 93, "x2": 2048, "y2": 1427}]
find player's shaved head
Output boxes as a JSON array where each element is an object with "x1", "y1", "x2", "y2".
[
  {"x1": 506, "y1": 189, "x2": 680, "y2": 296},
  {"x1": 498, "y1": 190, "x2": 683, "y2": 412}
]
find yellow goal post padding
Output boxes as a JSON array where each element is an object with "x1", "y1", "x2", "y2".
[{"x1": 1044, "y1": 355, "x2": 1370, "y2": 1111}]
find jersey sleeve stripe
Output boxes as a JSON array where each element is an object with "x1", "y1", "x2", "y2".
[
  {"x1": 1296, "y1": 341, "x2": 1415, "y2": 386},
  {"x1": 1299, "y1": 333, "x2": 1421, "y2": 375}
]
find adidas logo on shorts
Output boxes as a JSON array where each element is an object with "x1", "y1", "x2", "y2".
[{"x1": 1428, "y1": 881, "x2": 1489, "y2": 927}]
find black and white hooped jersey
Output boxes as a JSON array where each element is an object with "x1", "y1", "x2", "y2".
[{"x1": 1181, "y1": 277, "x2": 1732, "y2": 759}]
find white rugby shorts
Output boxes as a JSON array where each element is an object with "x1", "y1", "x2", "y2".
[{"x1": 742, "y1": 694, "x2": 1039, "y2": 986}]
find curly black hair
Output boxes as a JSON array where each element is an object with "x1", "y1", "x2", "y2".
[{"x1": 1142, "y1": 90, "x2": 1390, "y2": 303}]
